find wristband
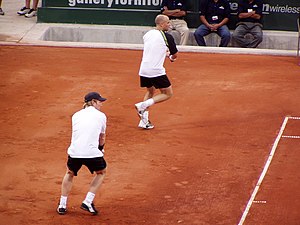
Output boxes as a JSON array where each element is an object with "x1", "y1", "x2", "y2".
[
  {"x1": 169, "y1": 55, "x2": 176, "y2": 62},
  {"x1": 98, "y1": 144, "x2": 105, "y2": 151}
]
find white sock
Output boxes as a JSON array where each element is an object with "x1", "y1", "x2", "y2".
[
  {"x1": 84, "y1": 192, "x2": 95, "y2": 205},
  {"x1": 143, "y1": 98, "x2": 154, "y2": 108},
  {"x1": 59, "y1": 196, "x2": 67, "y2": 208}
]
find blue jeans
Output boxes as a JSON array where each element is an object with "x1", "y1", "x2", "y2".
[{"x1": 194, "y1": 24, "x2": 231, "y2": 47}]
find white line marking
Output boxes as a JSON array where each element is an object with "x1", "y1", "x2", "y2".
[
  {"x1": 253, "y1": 200, "x2": 267, "y2": 204},
  {"x1": 282, "y1": 135, "x2": 300, "y2": 139},
  {"x1": 238, "y1": 116, "x2": 289, "y2": 225},
  {"x1": 288, "y1": 116, "x2": 300, "y2": 120}
]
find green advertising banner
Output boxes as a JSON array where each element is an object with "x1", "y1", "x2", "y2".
[
  {"x1": 43, "y1": 0, "x2": 162, "y2": 9},
  {"x1": 39, "y1": 0, "x2": 300, "y2": 31}
]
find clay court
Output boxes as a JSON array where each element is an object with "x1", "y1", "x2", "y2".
[{"x1": 0, "y1": 45, "x2": 300, "y2": 225}]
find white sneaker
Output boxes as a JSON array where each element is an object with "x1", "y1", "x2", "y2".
[
  {"x1": 138, "y1": 120, "x2": 154, "y2": 129},
  {"x1": 141, "y1": 110, "x2": 150, "y2": 124},
  {"x1": 80, "y1": 202, "x2": 98, "y2": 215},
  {"x1": 25, "y1": 9, "x2": 37, "y2": 18},
  {"x1": 135, "y1": 102, "x2": 147, "y2": 118},
  {"x1": 17, "y1": 6, "x2": 30, "y2": 15},
  {"x1": 57, "y1": 205, "x2": 67, "y2": 215}
]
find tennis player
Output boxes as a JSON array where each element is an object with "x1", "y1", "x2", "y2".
[
  {"x1": 135, "y1": 14, "x2": 178, "y2": 129},
  {"x1": 57, "y1": 92, "x2": 107, "y2": 215}
]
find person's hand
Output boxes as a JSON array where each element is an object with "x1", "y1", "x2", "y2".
[
  {"x1": 169, "y1": 55, "x2": 176, "y2": 62},
  {"x1": 250, "y1": 11, "x2": 257, "y2": 17},
  {"x1": 248, "y1": 10, "x2": 255, "y2": 17},
  {"x1": 98, "y1": 144, "x2": 105, "y2": 153},
  {"x1": 166, "y1": 49, "x2": 170, "y2": 57},
  {"x1": 211, "y1": 24, "x2": 219, "y2": 31},
  {"x1": 207, "y1": 24, "x2": 214, "y2": 30}
]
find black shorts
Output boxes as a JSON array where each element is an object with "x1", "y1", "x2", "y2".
[
  {"x1": 140, "y1": 75, "x2": 171, "y2": 89},
  {"x1": 67, "y1": 156, "x2": 107, "y2": 176}
]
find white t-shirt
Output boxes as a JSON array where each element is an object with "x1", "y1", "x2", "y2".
[
  {"x1": 67, "y1": 106, "x2": 106, "y2": 158},
  {"x1": 138, "y1": 29, "x2": 168, "y2": 78}
]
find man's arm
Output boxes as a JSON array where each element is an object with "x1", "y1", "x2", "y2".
[
  {"x1": 250, "y1": 1, "x2": 263, "y2": 20},
  {"x1": 218, "y1": 1, "x2": 230, "y2": 27},
  {"x1": 239, "y1": 10, "x2": 261, "y2": 19},
  {"x1": 239, "y1": 11, "x2": 254, "y2": 19},
  {"x1": 250, "y1": 13, "x2": 261, "y2": 19},
  {"x1": 98, "y1": 133, "x2": 106, "y2": 151},
  {"x1": 200, "y1": 15, "x2": 215, "y2": 31},
  {"x1": 162, "y1": 6, "x2": 186, "y2": 17},
  {"x1": 237, "y1": 1, "x2": 252, "y2": 19},
  {"x1": 238, "y1": 0, "x2": 262, "y2": 20},
  {"x1": 165, "y1": 32, "x2": 178, "y2": 62}
]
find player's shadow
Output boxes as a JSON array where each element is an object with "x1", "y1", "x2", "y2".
[{"x1": 156, "y1": 121, "x2": 206, "y2": 131}]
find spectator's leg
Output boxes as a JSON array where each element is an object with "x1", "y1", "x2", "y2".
[
  {"x1": 217, "y1": 25, "x2": 231, "y2": 47},
  {"x1": 232, "y1": 24, "x2": 249, "y2": 48},
  {"x1": 248, "y1": 25, "x2": 263, "y2": 48},
  {"x1": 26, "y1": 0, "x2": 31, "y2": 8},
  {"x1": 175, "y1": 20, "x2": 190, "y2": 45},
  {"x1": 33, "y1": 0, "x2": 39, "y2": 10},
  {"x1": 194, "y1": 25, "x2": 210, "y2": 46}
]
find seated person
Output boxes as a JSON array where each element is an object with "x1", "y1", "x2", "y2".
[
  {"x1": 232, "y1": 0, "x2": 263, "y2": 48},
  {"x1": 161, "y1": 0, "x2": 190, "y2": 45},
  {"x1": 194, "y1": 0, "x2": 231, "y2": 47}
]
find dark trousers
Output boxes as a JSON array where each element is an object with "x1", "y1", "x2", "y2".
[{"x1": 232, "y1": 22, "x2": 263, "y2": 48}]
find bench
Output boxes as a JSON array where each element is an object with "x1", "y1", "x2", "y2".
[
  {"x1": 169, "y1": 29, "x2": 298, "y2": 50},
  {"x1": 41, "y1": 25, "x2": 298, "y2": 51}
]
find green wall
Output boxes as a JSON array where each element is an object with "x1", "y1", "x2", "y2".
[{"x1": 38, "y1": 0, "x2": 300, "y2": 31}]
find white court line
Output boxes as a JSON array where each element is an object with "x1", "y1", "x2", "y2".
[
  {"x1": 288, "y1": 117, "x2": 300, "y2": 120},
  {"x1": 238, "y1": 116, "x2": 289, "y2": 225},
  {"x1": 282, "y1": 135, "x2": 300, "y2": 139},
  {"x1": 253, "y1": 200, "x2": 267, "y2": 204},
  {"x1": 282, "y1": 116, "x2": 300, "y2": 138}
]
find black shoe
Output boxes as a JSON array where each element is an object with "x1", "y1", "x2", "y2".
[
  {"x1": 80, "y1": 202, "x2": 98, "y2": 215},
  {"x1": 17, "y1": 6, "x2": 30, "y2": 15},
  {"x1": 57, "y1": 207, "x2": 67, "y2": 215},
  {"x1": 24, "y1": 8, "x2": 37, "y2": 18},
  {"x1": 0, "y1": 8, "x2": 4, "y2": 15}
]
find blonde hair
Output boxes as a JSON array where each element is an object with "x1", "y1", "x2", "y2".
[{"x1": 83, "y1": 100, "x2": 95, "y2": 109}]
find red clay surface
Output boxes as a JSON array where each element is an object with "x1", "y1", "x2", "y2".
[{"x1": 0, "y1": 45, "x2": 300, "y2": 225}]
